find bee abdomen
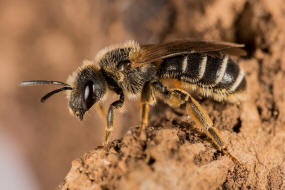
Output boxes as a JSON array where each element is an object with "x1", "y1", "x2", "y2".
[
  {"x1": 212, "y1": 58, "x2": 245, "y2": 93},
  {"x1": 158, "y1": 53, "x2": 246, "y2": 97},
  {"x1": 158, "y1": 53, "x2": 205, "y2": 81}
]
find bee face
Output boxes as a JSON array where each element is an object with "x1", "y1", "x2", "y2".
[{"x1": 68, "y1": 65, "x2": 106, "y2": 120}]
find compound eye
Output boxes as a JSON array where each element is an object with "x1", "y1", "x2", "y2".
[{"x1": 83, "y1": 81, "x2": 95, "y2": 110}]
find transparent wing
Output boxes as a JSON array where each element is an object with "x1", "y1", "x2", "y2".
[{"x1": 131, "y1": 40, "x2": 246, "y2": 67}]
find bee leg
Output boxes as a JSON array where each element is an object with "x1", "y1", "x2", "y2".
[
  {"x1": 140, "y1": 82, "x2": 154, "y2": 133},
  {"x1": 185, "y1": 94, "x2": 239, "y2": 164},
  {"x1": 140, "y1": 103, "x2": 149, "y2": 132},
  {"x1": 151, "y1": 80, "x2": 239, "y2": 164},
  {"x1": 104, "y1": 93, "x2": 124, "y2": 145}
]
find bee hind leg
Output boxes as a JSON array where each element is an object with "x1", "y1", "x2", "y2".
[{"x1": 150, "y1": 80, "x2": 239, "y2": 164}]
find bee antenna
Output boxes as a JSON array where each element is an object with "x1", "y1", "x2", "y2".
[
  {"x1": 20, "y1": 80, "x2": 71, "y2": 87},
  {"x1": 41, "y1": 86, "x2": 72, "y2": 103}
]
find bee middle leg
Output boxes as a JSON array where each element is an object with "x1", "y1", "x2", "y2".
[
  {"x1": 150, "y1": 80, "x2": 239, "y2": 163},
  {"x1": 104, "y1": 93, "x2": 124, "y2": 145},
  {"x1": 140, "y1": 82, "x2": 155, "y2": 133}
]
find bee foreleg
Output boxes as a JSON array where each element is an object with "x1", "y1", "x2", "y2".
[
  {"x1": 151, "y1": 80, "x2": 239, "y2": 163},
  {"x1": 104, "y1": 92, "x2": 124, "y2": 145}
]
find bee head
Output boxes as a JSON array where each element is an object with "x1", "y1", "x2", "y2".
[
  {"x1": 20, "y1": 61, "x2": 106, "y2": 121},
  {"x1": 67, "y1": 63, "x2": 106, "y2": 120}
]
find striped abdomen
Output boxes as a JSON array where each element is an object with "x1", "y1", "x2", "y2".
[{"x1": 158, "y1": 53, "x2": 246, "y2": 102}]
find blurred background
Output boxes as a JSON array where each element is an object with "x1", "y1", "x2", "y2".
[{"x1": 0, "y1": 0, "x2": 266, "y2": 189}]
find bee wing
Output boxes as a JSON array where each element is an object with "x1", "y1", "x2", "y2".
[{"x1": 131, "y1": 40, "x2": 246, "y2": 67}]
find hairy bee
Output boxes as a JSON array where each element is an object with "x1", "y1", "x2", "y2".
[{"x1": 21, "y1": 40, "x2": 247, "y2": 163}]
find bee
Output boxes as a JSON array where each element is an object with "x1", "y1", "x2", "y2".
[{"x1": 20, "y1": 40, "x2": 247, "y2": 163}]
